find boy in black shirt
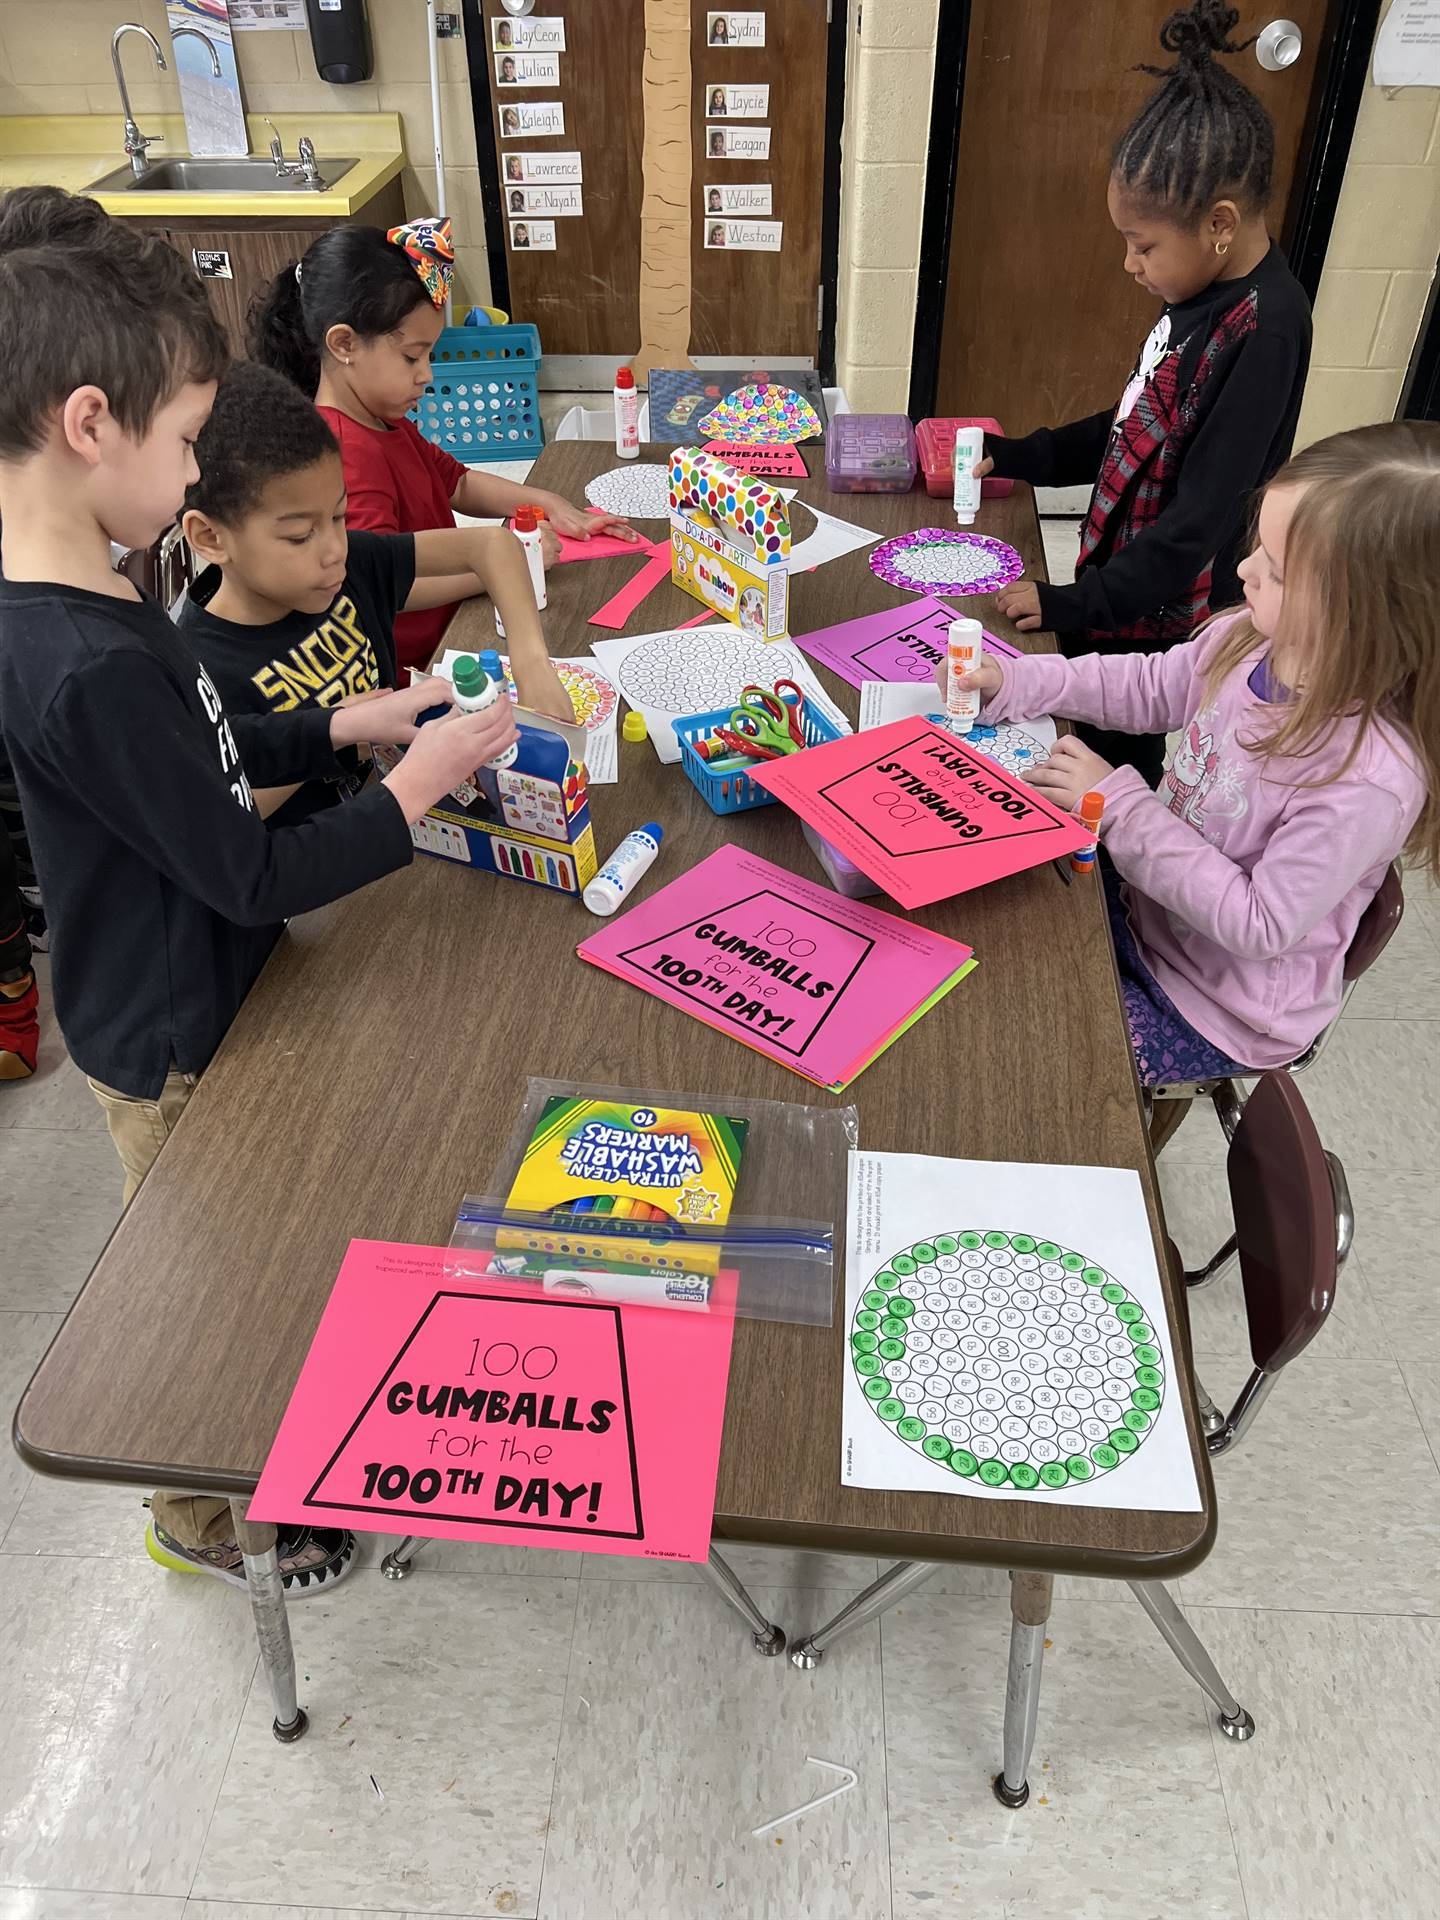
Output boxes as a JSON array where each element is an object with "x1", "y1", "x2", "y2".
[{"x1": 0, "y1": 188, "x2": 522, "y2": 1589}]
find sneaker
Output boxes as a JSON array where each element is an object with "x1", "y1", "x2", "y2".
[
  {"x1": 0, "y1": 967, "x2": 38, "y2": 1081},
  {"x1": 19, "y1": 887, "x2": 47, "y2": 953},
  {"x1": 145, "y1": 1518, "x2": 357, "y2": 1596}
]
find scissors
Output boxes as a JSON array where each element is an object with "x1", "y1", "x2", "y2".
[{"x1": 717, "y1": 681, "x2": 808, "y2": 761}]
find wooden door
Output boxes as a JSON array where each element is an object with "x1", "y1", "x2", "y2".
[{"x1": 936, "y1": 0, "x2": 1333, "y2": 434}]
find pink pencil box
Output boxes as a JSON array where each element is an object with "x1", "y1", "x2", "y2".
[{"x1": 915, "y1": 417, "x2": 1015, "y2": 500}]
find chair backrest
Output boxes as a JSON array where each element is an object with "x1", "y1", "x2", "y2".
[
  {"x1": 1227, "y1": 1072, "x2": 1338, "y2": 1373},
  {"x1": 1345, "y1": 862, "x2": 1404, "y2": 982}
]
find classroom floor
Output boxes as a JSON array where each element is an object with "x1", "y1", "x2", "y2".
[{"x1": 1, "y1": 517, "x2": 1435, "y2": 1920}]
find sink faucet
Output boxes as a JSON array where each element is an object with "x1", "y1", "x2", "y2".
[
  {"x1": 111, "y1": 23, "x2": 167, "y2": 180},
  {"x1": 263, "y1": 119, "x2": 328, "y2": 191},
  {"x1": 170, "y1": 25, "x2": 224, "y2": 78}
]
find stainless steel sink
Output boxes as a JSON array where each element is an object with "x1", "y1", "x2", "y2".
[{"x1": 87, "y1": 155, "x2": 357, "y2": 193}]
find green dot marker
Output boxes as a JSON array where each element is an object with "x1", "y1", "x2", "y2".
[
  {"x1": 1082, "y1": 1266, "x2": 1106, "y2": 1287},
  {"x1": 855, "y1": 1312, "x2": 880, "y2": 1334},
  {"x1": 1101, "y1": 1282, "x2": 1127, "y2": 1304},
  {"x1": 873, "y1": 1269, "x2": 900, "y2": 1290},
  {"x1": 1133, "y1": 1344, "x2": 1160, "y2": 1366},
  {"x1": 1039, "y1": 1462, "x2": 1069, "y2": 1488},
  {"x1": 1116, "y1": 1302, "x2": 1143, "y2": 1324},
  {"x1": 863, "y1": 1289, "x2": 889, "y2": 1312},
  {"x1": 889, "y1": 1296, "x2": 915, "y2": 1319},
  {"x1": 1012, "y1": 1236, "x2": 1036, "y2": 1254},
  {"x1": 1066, "y1": 1455, "x2": 1094, "y2": 1481},
  {"x1": 880, "y1": 1319, "x2": 908, "y2": 1341},
  {"x1": 985, "y1": 1232, "x2": 1010, "y2": 1250},
  {"x1": 1037, "y1": 1242, "x2": 1061, "y2": 1261},
  {"x1": 1111, "y1": 1427, "x2": 1139, "y2": 1454},
  {"x1": 912, "y1": 1242, "x2": 937, "y2": 1264},
  {"x1": 855, "y1": 1355, "x2": 882, "y2": 1378},
  {"x1": 852, "y1": 1329, "x2": 879, "y2": 1352},
  {"x1": 893, "y1": 1254, "x2": 917, "y2": 1275},
  {"x1": 1135, "y1": 1365, "x2": 1162, "y2": 1389},
  {"x1": 897, "y1": 1416, "x2": 926, "y2": 1441},
  {"x1": 1009, "y1": 1463, "x2": 1040, "y2": 1490},
  {"x1": 864, "y1": 1377, "x2": 889, "y2": 1400},
  {"x1": 948, "y1": 1449, "x2": 980, "y2": 1478},
  {"x1": 978, "y1": 1460, "x2": 1008, "y2": 1486},
  {"x1": 922, "y1": 1435, "x2": 952, "y2": 1462},
  {"x1": 1123, "y1": 1408, "x2": 1151, "y2": 1433},
  {"x1": 878, "y1": 1337, "x2": 906, "y2": 1360},
  {"x1": 1061, "y1": 1252, "x2": 1085, "y2": 1271},
  {"x1": 1127, "y1": 1322, "x2": 1153, "y2": 1345},
  {"x1": 934, "y1": 1235, "x2": 959, "y2": 1255},
  {"x1": 960, "y1": 1232, "x2": 984, "y2": 1250},
  {"x1": 878, "y1": 1398, "x2": 905, "y2": 1422},
  {"x1": 1091, "y1": 1444, "x2": 1119, "y2": 1470},
  {"x1": 1132, "y1": 1387, "x2": 1160, "y2": 1412}
]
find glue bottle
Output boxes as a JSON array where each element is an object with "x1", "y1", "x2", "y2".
[
  {"x1": 494, "y1": 506, "x2": 547, "y2": 641},
  {"x1": 451, "y1": 654, "x2": 518, "y2": 769},
  {"x1": 614, "y1": 365, "x2": 640, "y2": 460},
  {"x1": 583, "y1": 822, "x2": 663, "y2": 916},
  {"x1": 945, "y1": 617, "x2": 983, "y2": 734},
  {"x1": 952, "y1": 423, "x2": 986, "y2": 526}
]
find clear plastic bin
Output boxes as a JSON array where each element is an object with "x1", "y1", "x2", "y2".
[{"x1": 825, "y1": 413, "x2": 917, "y2": 493}]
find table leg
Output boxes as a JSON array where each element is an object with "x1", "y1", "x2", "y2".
[
  {"x1": 381, "y1": 1535, "x2": 422, "y2": 1580},
  {"x1": 789, "y1": 1560, "x2": 940, "y2": 1670},
  {"x1": 702, "y1": 1546, "x2": 787, "y2": 1656},
  {"x1": 229, "y1": 1498, "x2": 308, "y2": 1744},
  {"x1": 993, "y1": 1570, "x2": 1052, "y2": 1808},
  {"x1": 1128, "y1": 1581, "x2": 1255, "y2": 1740}
]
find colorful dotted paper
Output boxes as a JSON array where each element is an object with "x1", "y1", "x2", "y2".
[
  {"x1": 696, "y1": 383, "x2": 823, "y2": 446},
  {"x1": 869, "y1": 528, "x2": 1025, "y2": 598},
  {"x1": 668, "y1": 447, "x2": 791, "y2": 562}
]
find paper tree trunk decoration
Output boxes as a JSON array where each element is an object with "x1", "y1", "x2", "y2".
[{"x1": 633, "y1": 0, "x2": 694, "y2": 383}]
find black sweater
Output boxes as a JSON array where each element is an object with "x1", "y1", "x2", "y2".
[{"x1": 0, "y1": 579, "x2": 414, "y2": 1097}]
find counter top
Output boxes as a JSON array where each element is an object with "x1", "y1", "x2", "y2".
[{"x1": 0, "y1": 113, "x2": 404, "y2": 219}]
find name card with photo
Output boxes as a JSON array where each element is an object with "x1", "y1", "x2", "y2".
[
  {"x1": 495, "y1": 51, "x2": 562, "y2": 87},
  {"x1": 704, "y1": 218, "x2": 783, "y2": 252},
  {"x1": 703, "y1": 82, "x2": 770, "y2": 118},
  {"x1": 704, "y1": 182, "x2": 773, "y2": 216},
  {"x1": 492, "y1": 15, "x2": 566, "y2": 50},
  {"x1": 504, "y1": 150, "x2": 583, "y2": 185},
  {"x1": 506, "y1": 183, "x2": 583, "y2": 218},
  {"x1": 707, "y1": 11, "x2": 766, "y2": 47},
  {"x1": 500, "y1": 101, "x2": 566, "y2": 138},
  {"x1": 510, "y1": 219, "x2": 558, "y2": 251},
  {"x1": 706, "y1": 125, "x2": 772, "y2": 160}
]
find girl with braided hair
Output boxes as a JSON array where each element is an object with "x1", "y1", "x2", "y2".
[{"x1": 981, "y1": 1, "x2": 1311, "y2": 786}]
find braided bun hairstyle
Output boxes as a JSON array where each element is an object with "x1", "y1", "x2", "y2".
[{"x1": 1112, "y1": 2, "x2": 1276, "y2": 219}]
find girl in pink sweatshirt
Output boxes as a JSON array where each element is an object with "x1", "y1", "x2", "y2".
[{"x1": 958, "y1": 420, "x2": 1438, "y2": 1084}]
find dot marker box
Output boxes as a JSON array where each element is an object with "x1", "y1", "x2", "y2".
[{"x1": 668, "y1": 447, "x2": 791, "y2": 638}]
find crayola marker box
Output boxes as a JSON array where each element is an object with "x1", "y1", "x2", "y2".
[
  {"x1": 499, "y1": 1097, "x2": 749, "y2": 1277},
  {"x1": 669, "y1": 447, "x2": 791, "y2": 638}
]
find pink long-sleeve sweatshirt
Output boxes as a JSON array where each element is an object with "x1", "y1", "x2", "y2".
[{"x1": 985, "y1": 613, "x2": 1426, "y2": 1068}]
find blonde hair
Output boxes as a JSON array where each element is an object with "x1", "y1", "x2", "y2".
[{"x1": 1205, "y1": 419, "x2": 1440, "y2": 876}]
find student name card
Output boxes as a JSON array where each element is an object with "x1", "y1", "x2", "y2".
[
  {"x1": 707, "y1": 125, "x2": 771, "y2": 160},
  {"x1": 506, "y1": 150, "x2": 582, "y2": 184},
  {"x1": 250, "y1": 1240, "x2": 737, "y2": 1562},
  {"x1": 705, "y1": 218, "x2": 782, "y2": 252},
  {"x1": 753, "y1": 716, "x2": 1091, "y2": 908},
  {"x1": 702, "y1": 440, "x2": 809, "y2": 478},
  {"x1": 705, "y1": 182, "x2": 772, "y2": 216},
  {"x1": 492, "y1": 15, "x2": 566, "y2": 50},
  {"x1": 796, "y1": 597, "x2": 1021, "y2": 691},
  {"x1": 510, "y1": 219, "x2": 557, "y2": 251},
  {"x1": 496, "y1": 50, "x2": 562, "y2": 86},
  {"x1": 501, "y1": 101, "x2": 565, "y2": 138},
  {"x1": 708, "y1": 10, "x2": 765, "y2": 46},
  {"x1": 507, "y1": 184, "x2": 582, "y2": 217},
  {"x1": 705, "y1": 82, "x2": 770, "y2": 117}
]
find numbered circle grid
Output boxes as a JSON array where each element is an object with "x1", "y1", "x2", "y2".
[
  {"x1": 869, "y1": 528, "x2": 1025, "y2": 598},
  {"x1": 850, "y1": 1230, "x2": 1164, "y2": 1493}
]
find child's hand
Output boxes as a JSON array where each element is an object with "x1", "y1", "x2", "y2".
[
  {"x1": 539, "y1": 522, "x2": 562, "y2": 570},
  {"x1": 931, "y1": 653, "x2": 1006, "y2": 703},
  {"x1": 330, "y1": 677, "x2": 452, "y2": 750},
  {"x1": 995, "y1": 581, "x2": 1043, "y2": 631},
  {"x1": 512, "y1": 655, "x2": 577, "y2": 726},
  {"x1": 1026, "y1": 735, "x2": 1114, "y2": 809},
  {"x1": 381, "y1": 704, "x2": 519, "y2": 824},
  {"x1": 536, "y1": 494, "x2": 642, "y2": 544},
  {"x1": 972, "y1": 454, "x2": 995, "y2": 480}
]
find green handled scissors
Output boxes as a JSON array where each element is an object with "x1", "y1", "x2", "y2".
[{"x1": 725, "y1": 680, "x2": 808, "y2": 758}]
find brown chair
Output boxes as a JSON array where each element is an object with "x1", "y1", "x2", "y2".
[{"x1": 114, "y1": 523, "x2": 195, "y2": 610}]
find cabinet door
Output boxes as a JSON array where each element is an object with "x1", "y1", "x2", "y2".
[{"x1": 160, "y1": 225, "x2": 326, "y2": 357}]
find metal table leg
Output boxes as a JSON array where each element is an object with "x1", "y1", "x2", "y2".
[
  {"x1": 789, "y1": 1559, "x2": 940, "y2": 1670},
  {"x1": 230, "y1": 1498, "x2": 308, "y2": 1743},
  {"x1": 993, "y1": 1570, "x2": 1052, "y2": 1807},
  {"x1": 702, "y1": 1546, "x2": 787, "y2": 1656},
  {"x1": 1128, "y1": 1581, "x2": 1255, "y2": 1740},
  {"x1": 381, "y1": 1534, "x2": 422, "y2": 1580}
]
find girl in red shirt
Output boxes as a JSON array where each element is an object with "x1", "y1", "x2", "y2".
[{"x1": 252, "y1": 218, "x2": 640, "y2": 676}]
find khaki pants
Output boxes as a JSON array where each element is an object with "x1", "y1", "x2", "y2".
[{"x1": 89, "y1": 1068, "x2": 230, "y2": 1550}]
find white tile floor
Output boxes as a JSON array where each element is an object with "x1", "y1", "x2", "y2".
[{"x1": 1, "y1": 521, "x2": 1437, "y2": 1919}]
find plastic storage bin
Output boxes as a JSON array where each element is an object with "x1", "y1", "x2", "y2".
[
  {"x1": 802, "y1": 820, "x2": 883, "y2": 897},
  {"x1": 411, "y1": 324, "x2": 544, "y2": 463},
  {"x1": 675, "y1": 701, "x2": 846, "y2": 816},
  {"x1": 825, "y1": 413, "x2": 917, "y2": 493},
  {"x1": 915, "y1": 416, "x2": 1014, "y2": 499}
]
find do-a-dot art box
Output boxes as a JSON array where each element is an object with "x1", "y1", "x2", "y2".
[{"x1": 669, "y1": 447, "x2": 790, "y2": 638}]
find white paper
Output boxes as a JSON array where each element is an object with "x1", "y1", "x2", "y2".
[
  {"x1": 500, "y1": 101, "x2": 565, "y2": 138},
  {"x1": 492, "y1": 15, "x2": 566, "y2": 51},
  {"x1": 704, "y1": 182, "x2": 772, "y2": 216},
  {"x1": 229, "y1": 0, "x2": 305, "y2": 28},
  {"x1": 705, "y1": 82, "x2": 770, "y2": 118},
  {"x1": 505, "y1": 150, "x2": 583, "y2": 184},
  {"x1": 787, "y1": 502, "x2": 880, "y2": 571},
  {"x1": 585, "y1": 463, "x2": 672, "y2": 519},
  {"x1": 591, "y1": 624, "x2": 851, "y2": 764},
  {"x1": 707, "y1": 125, "x2": 772, "y2": 161},
  {"x1": 708, "y1": 11, "x2": 765, "y2": 46},
  {"x1": 510, "y1": 219, "x2": 556, "y2": 251},
  {"x1": 705, "y1": 218, "x2": 782, "y2": 252},
  {"x1": 506, "y1": 183, "x2": 582, "y2": 218},
  {"x1": 1373, "y1": 0, "x2": 1440, "y2": 85},
  {"x1": 858, "y1": 681, "x2": 1057, "y2": 774},
  {"x1": 842, "y1": 1152, "x2": 1203, "y2": 1513},
  {"x1": 496, "y1": 51, "x2": 562, "y2": 87}
]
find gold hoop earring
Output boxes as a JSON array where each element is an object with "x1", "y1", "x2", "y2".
[{"x1": 1215, "y1": 240, "x2": 1230, "y2": 257}]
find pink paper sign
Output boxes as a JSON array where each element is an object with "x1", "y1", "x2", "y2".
[
  {"x1": 578, "y1": 844, "x2": 972, "y2": 1088},
  {"x1": 701, "y1": 440, "x2": 809, "y2": 479},
  {"x1": 752, "y1": 716, "x2": 1091, "y2": 908},
  {"x1": 250, "y1": 1241, "x2": 737, "y2": 1562},
  {"x1": 796, "y1": 596, "x2": 1022, "y2": 690}
]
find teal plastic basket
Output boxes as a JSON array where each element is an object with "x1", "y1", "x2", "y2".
[
  {"x1": 675, "y1": 702, "x2": 846, "y2": 816},
  {"x1": 411, "y1": 324, "x2": 544, "y2": 463}
]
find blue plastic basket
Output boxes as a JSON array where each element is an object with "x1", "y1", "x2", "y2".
[
  {"x1": 675, "y1": 700, "x2": 846, "y2": 816},
  {"x1": 410, "y1": 324, "x2": 544, "y2": 463}
]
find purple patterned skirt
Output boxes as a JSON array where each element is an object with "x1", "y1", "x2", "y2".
[{"x1": 1104, "y1": 872, "x2": 1248, "y2": 1088}]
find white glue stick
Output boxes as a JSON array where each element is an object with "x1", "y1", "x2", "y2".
[
  {"x1": 583, "y1": 822, "x2": 663, "y2": 916},
  {"x1": 513, "y1": 505, "x2": 547, "y2": 611},
  {"x1": 451, "y1": 654, "x2": 518, "y2": 769},
  {"x1": 952, "y1": 424, "x2": 986, "y2": 526},
  {"x1": 614, "y1": 365, "x2": 640, "y2": 459},
  {"x1": 946, "y1": 617, "x2": 983, "y2": 734}
]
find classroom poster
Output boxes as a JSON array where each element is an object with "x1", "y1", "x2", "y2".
[
  {"x1": 704, "y1": 182, "x2": 773, "y2": 215},
  {"x1": 842, "y1": 1152, "x2": 1203, "y2": 1512},
  {"x1": 708, "y1": 11, "x2": 766, "y2": 46},
  {"x1": 492, "y1": 14, "x2": 566, "y2": 51},
  {"x1": 704, "y1": 82, "x2": 770, "y2": 117},
  {"x1": 705, "y1": 219, "x2": 782, "y2": 252},
  {"x1": 510, "y1": 219, "x2": 557, "y2": 251},
  {"x1": 496, "y1": 51, "x2": 562, "y2": 87},
  {"x1": 250, "y1": 1240, "x2": 738, "y2": 1561},
  {"x1": 505, "y1": 150, "x2": 583, "y2": 184},
  {"x1": 500, "y1": 101, "x2": 565, "y2": 138},
  {"x1": 701, "y1": 440, "x2": 809, "y2": 478},
  {"x1": 506, "y1": 184, "x2": 583, "y2": 218},
  {"x1": 752, "y1": 716, "x2": 1091, "y2": 907},
  {"x1": 706, "y1": 125, "x2": 772, "y2": 160}
]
